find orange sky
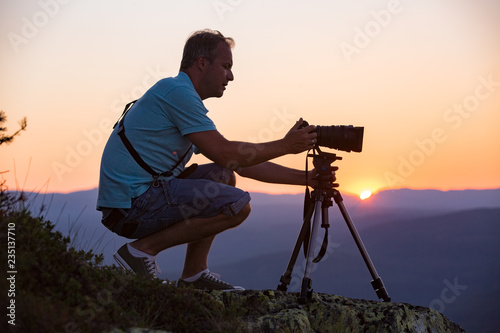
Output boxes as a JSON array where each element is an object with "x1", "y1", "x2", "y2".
[{"x1": 1, "y1": 0, "x2": 499, "y2": 197}]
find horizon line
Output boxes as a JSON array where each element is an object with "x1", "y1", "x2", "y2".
[{"x1": 8, "y1": 186, "x2": 500, "y2": 197}]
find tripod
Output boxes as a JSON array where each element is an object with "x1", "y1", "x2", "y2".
[{"x1": 277, "y1": 149, "x2": 391, "y2": 303}]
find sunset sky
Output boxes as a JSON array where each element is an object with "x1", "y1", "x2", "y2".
[{"x1": 1, "y1": 0, "x2": 499, "y2": 197}]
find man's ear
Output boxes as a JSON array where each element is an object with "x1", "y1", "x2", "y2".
[{"x1": 196, "y1": 56, "x2": 208, "y2": 72}]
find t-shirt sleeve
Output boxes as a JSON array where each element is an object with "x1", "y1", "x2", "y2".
[{"x1": 163, "y1": 86, "x2": 216, "y2": 135}]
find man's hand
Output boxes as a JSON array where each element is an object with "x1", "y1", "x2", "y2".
[
  {"x1": 307, "y1": 166, "x2": 337, "y2": 188},
  {"x1": 282, "y1": 118, "x2": 317, "y2": 154}
]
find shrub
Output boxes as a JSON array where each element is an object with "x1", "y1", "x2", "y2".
[{"x1": 0, "y1": 209, "x2": 242, "y2": 333}]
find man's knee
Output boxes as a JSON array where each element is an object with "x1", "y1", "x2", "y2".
[
  {"x1": 208, "y1": 166, "x2": 236, "y2": 186},
  {"x1": 239, "y1": 202, "x2": 251, "y2": 219},
  {"x1": 231, "y1": 202, "x2": 251, "y2": 227}
]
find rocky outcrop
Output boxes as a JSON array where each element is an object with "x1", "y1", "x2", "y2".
[
  {"x1": 110, "y1": 289, "x2": 464, "y2": 332},
  {"x1": 210, "y1": 290, "x2": 464, "y2": 332}
]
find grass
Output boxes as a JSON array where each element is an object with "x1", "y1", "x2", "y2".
[{"x1": 0, "y1": 197, "x2": 245, "y2": 333}]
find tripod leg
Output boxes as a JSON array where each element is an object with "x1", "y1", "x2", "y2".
[
  {"x1": 277, "y1": 199, "x2": 315, "y2": 291},
  {"x1": 300, "y1": 198, "x2": 323, "y2": 302},
  {"x1": 333, "y1": 190, "x2": 391, "y2": 302}
]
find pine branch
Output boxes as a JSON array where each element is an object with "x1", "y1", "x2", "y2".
[{"x1": 0, "y1": 110, "x2": 28, "y2": 145}]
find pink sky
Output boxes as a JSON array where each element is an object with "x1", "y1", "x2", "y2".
[{"x1": 1, "y1": 0, "x2": 499, "y2": 197}]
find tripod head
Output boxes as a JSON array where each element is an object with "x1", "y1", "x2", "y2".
[{"x1": 308, "y1": 148, "x2": 340, "y2": 193}]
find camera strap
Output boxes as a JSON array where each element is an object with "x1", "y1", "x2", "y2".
[
  {"x1": 302, "y1": 150, "x2": 329, "y2": 264},
  {"x1": 302, "y1": 151, "x2": 312, "y2": 256},
  {"x1": 113, "y1": 100, "x2": 193, "y2": 182},
  {"x1": 302, "y1": 187, "x2": 312, "y2": 257}
]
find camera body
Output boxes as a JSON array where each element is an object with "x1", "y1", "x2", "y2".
[{"x1": 300, "y1": 120, "x2": 364, "y2": 153}]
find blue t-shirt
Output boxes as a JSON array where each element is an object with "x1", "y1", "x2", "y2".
[{"x1": 97, "y1": 72, "x2": 216, "y2": 209}]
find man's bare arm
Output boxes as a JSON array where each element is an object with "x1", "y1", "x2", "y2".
[
  {"x1": 237, "y1": 161, "x2": 308, "y2": 185},
  {"x1": 186, "y1": 119, "x2": 317, "y2": 170}
]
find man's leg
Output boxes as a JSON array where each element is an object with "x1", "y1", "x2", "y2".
[
  {"x1": 130, "y1": 202, "x2": 251, "y2": 273},
  {"x1": 177, "y1": 164, "x2": 240, "y2": 279},
  {"x1": 182, "y1": 235, "x2": 215, "y2": 279},
  {"x1": 113, "y1": 164, "x2": 250, "y2": 285}
]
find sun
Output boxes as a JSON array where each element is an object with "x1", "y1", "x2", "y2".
[{"x1": 360, "y1": 190, "x2": 372, "y2": 200}]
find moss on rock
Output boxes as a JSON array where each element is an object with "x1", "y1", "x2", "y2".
[{"x1": 209, "y1": 290, "x2": 465, "y2": 333}]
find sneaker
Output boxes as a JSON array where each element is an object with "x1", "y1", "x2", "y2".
[
  {"x1": 177, "y1": 271, "x2": 245, "y2": 291},
  {"x1": 113, "y1": 244, "x2": 161, "y2": 278}
]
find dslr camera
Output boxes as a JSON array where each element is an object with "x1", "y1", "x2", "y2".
[{"x1": 300, "y1": 121, "x2": 364, "y2": 153}]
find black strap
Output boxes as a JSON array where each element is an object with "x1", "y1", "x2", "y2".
[
  {"x1": 302, "y1": 149, "x2": 329, "y2": 264},
  {"x1": 114, "y1": 100, "x2": 192, "y2": 180},
  {"x1": 313, "y1": 227, "x2": 329, "y2": 263},
  {"x1": 302, "y1": 188, "x2": 313, "y2": 257},
  {"x1": 302, "y1": 150, "x2": 313, "y2": 257}
]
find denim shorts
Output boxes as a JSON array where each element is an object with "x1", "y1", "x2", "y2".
[{"x1": 103, "y1": 164, "x2": 251, "y2": 239}]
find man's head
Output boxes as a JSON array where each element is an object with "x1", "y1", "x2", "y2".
[
  {"x1": 180, "y1": 29, "x2": 235, "y2": 99},
  {"x1": 180, "y1": 29, "x2": 234, "y2": 71}
]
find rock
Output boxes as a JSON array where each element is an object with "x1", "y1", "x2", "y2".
[
  {"x1": 108, "y1": 329, "x2": 172, "y2": 333},
  {"x1": 210, "y1": 289, "x2": 465, "y2": 332}
]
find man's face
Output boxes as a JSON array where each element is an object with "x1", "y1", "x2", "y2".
[{"x1": 202, "y1": 42, "x2": 234, "y2": 99}]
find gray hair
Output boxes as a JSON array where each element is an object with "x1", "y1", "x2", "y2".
[{"x1": 179, "y1": 29, "x2": 234, "y2": 71}]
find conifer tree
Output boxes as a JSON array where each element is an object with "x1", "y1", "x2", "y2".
[
  {"x1": 0, "y1": 110, "x2": 27, "y2": 145},
  {"x1": 1, "y1": 110, "x2": 28, "y2": 211}
]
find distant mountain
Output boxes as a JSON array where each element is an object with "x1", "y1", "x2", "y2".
[
  {"x1": 247, "y1": 188, "x2": 500, "y2": 211},
  {"x1": 17, "y1": 187, "x2": 500, "y2": 265},
  {"x1": 366, "y1": 188, "x2": 500, "y2": 211},
  {"x1": 14, "y1": 187, "x2": 500, "y2": 333}
]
